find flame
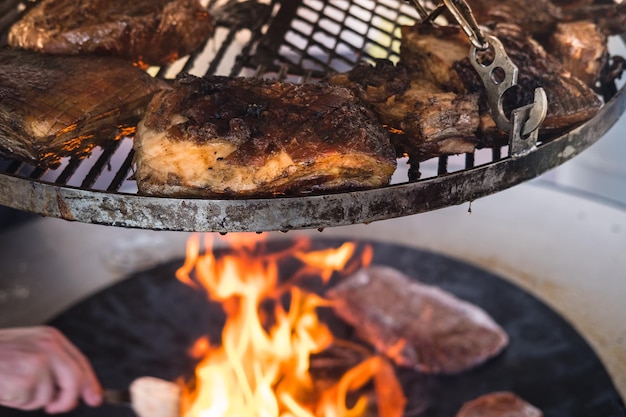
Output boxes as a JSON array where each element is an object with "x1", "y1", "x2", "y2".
[{"x1": 176, "y1": 234, "x2": 405, "y2": 417}]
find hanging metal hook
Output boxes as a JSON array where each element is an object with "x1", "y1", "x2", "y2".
[
  {"x1": 405, "y1": 0, "x2": 430, "y2": 20},
  {"x1": 405, "y1": 0, "x2": 488, "y2": 50},
  {"x1": 441, "y1": 0, "x2": 488, "y2": 50},
  {"x1": 404, "y1": 0, "x2": 548, "y2": 157}
]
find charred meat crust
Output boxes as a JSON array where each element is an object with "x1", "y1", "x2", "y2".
[
  {"x1": 547, "y1": 21, "x2": 609, "y2": 89},
  {"x1": 468, "y1": 0, "x2": 626, "y2": 40},
  {"x1": 8, "y1": 0, "x2": 213, "y2": 65},
  {"x1": 401, "y1": 23, "x2": 602, "y2": 136},
  {"x1": 0, "y1": 50, "x2": 169, "y2": 167},
  {"x1": 328, "y1": 60, "x2": 480, "y2": 161},
  {"x1": 143, "y1": 74, "x2": 397, "y2": 164},
  {"x1": 134, "y1": 74, "x2": 397, "y2": 197}
]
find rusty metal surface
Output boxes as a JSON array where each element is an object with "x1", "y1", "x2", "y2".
[{"x1": 1, "y1": 84, "x2": 624, "y2": 232}]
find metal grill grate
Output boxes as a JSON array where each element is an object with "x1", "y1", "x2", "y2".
[{"x1": 0, "y1": 0, "x2": 624, "y2": 232}]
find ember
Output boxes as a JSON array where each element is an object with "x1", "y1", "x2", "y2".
[{"x1": 175, "y1": 234, "x2": 405, "y2": 417}]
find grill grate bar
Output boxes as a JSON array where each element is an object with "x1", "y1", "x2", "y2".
[
  {"x1": 492, "y1": 147, "x2": 502, "y2": 162},
  {"x1": 438, "y1": 155, "x2": 449, "y2": 175},
  {"x1": 28, "y1": 166, "x2": 47, "y2": 180},
  {"x1": 107, "y1": 149, "x2": 135, "y2": 193},
  {"x1": 80, "y1": 139, "x2": 125, "y2": 189},
  {"x1": 3, "y1": 160, "x2": 24, "y2": 175},
  {"x1": 54, "y1": 159, "x2": 83, "y2": 186},
  {"x1": 205, "y1": 28, "x2": 243, "y2": 76}
]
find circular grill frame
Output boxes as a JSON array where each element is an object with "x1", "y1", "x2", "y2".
[
  {"x1": 1, "y1": 85, "x2": 624, "y2": 232},
  {"x1": 0, "y1": 0, "x2": 625, "y2": 232}
]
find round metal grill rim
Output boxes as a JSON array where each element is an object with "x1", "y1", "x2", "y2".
[{"x1": 1, "y1": 82, "x2": 624, "y2": 233}]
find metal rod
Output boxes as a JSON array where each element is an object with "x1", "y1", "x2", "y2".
[
  {"x1": 406, "y1": 0, "x2": 430, "y2": 20},
  {"x1": 442, "y1": 0, "x2": 488, "y2": 50}
]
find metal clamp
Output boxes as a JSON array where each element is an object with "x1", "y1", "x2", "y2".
[
  {"x1": 509, "y1": 88, "x2": 548, "y2": 159},
  {"x1": 406, "y1": 0, "x2": 548, "y2": 158},
  {"x1": 469, "y1": 35, "x2": 519, "y2": 131},
  {"x1": 469, "y1": 36, "x2": 548, "y2": 158}
]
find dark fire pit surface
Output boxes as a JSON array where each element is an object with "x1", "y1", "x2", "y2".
[{"x1": 1, "y1": 238, "x2": 624, "y2": 417}]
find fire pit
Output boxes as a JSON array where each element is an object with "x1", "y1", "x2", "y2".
[{"x1": 0, "y1": 237, "x2": 623, "y2": 417}]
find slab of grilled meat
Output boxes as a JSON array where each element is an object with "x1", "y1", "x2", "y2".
[
  {"x1": 328, "y1": 60, "x2": 480, "y2": 162},
  {"x1": 456, "y1": 392, "x2": 543, "y2": 417},
  {"x1": 326, "y1": 266, "x2": 509, "y2": 375},
  {"x1": 133, "y1": 74, "x2": 397, "y2": 197},
  {"x1": 401, "y1": 22, "x2": 602, "y2": 138},
  {"x1": 467, "y1": 0, "x2": 626, "y2": 40},
  {"x1": 8, "y1": 0, "x2": 213, "y2": 66},
  {"x1": 0, "y1": 50, "x2": 169, "y2": 167}
]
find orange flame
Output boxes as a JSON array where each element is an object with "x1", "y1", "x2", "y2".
[{"x1": 176, "y1": 234, "x2": 405, "y2": 417}]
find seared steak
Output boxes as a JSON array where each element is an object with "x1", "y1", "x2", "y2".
[
  {"x1": 328, "y1": 61, "x2": 480, "y2": 161},
  {"x1": 8, "y1": 0, "x2": 213, "y2": 66},
  {"x1": 133, "y1": 74, "x2": 397, "y2": 197},
  {"x1": 326, "y1": 266, "x2": 509, "y2": 374},
  {"x1": 456, "y1": 392, "x2": 542, "y2": 417},
  {"x1": 0, "y1": 50, "x2": 169, "y2": 167}
]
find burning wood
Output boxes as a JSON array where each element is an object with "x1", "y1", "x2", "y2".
[{"x1": 173, "y1": 235, "x2": 405, "y2": 417}]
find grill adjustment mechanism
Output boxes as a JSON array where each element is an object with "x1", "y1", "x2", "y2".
[{"x1": 407, "y1": 0, "x2": 548, "y2": 158}]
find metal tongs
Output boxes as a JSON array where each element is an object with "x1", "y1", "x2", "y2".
[{"x1": 407, "y1": 0, "x2": 548, "y2": 159}]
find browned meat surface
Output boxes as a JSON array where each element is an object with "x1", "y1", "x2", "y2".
[
  {"x1": 401, "y1": 23, "x2": 602, "y2": 137},
  {"x1": 326, "y1": 266, "x2": 509, "y2": 374},
  {"x1": 468, "y1": 0, "x2": 626, "y2": 39},
  {"x1": 547, "y1": 21, "x2": 608, "y2": 88},
  {"x1": 456, "y1": 392, "x2": 542, "y2": 417},
  {"x1": 550, "y1": 0, "x2": 593, "y2": 8},
  {"x1": 328, "y1": 61, "x2": 479, "y2": 162},
  {"x1": 134, "y1": 74, "x2": 397, "y2": 197},
  {"x1": 0, "y1": 50, "x2": 169, "y2": 167},
  {"x1": 8, "y1": 0, "x2": 213, "y2": 65}
]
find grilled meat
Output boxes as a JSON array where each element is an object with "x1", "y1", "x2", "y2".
[
  {"x1": 468, "y1": 0, "x2": 626, "y2": 40},
  {"x1": 8, "y1": 0, "x2": 213, "y2": 66},
  {"x1": 328, "y1": 60, "x2": 479, "y2": 161},
  {"x1": 326, "y1": 266, "x2": 509, "y2": 374},
  {"x1": 0, "y1": 50, "x2": 169, "y2": 167},
  {"x1": 401, "y1": 22, "x2": 602, "y2": 137},
  {"x1": 547, "y1": 21, "x2": 608, "y2": 89},
  {"x1": 456, "y1": 392, "x2": 542, "y2": 417},
  {"x1": 133, "y1": 74, "x2": 397, "y2": 197}
]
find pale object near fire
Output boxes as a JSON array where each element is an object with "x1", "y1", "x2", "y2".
[{"x1": 126, "y1": 377, "x2": 181, "y2": 417}]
